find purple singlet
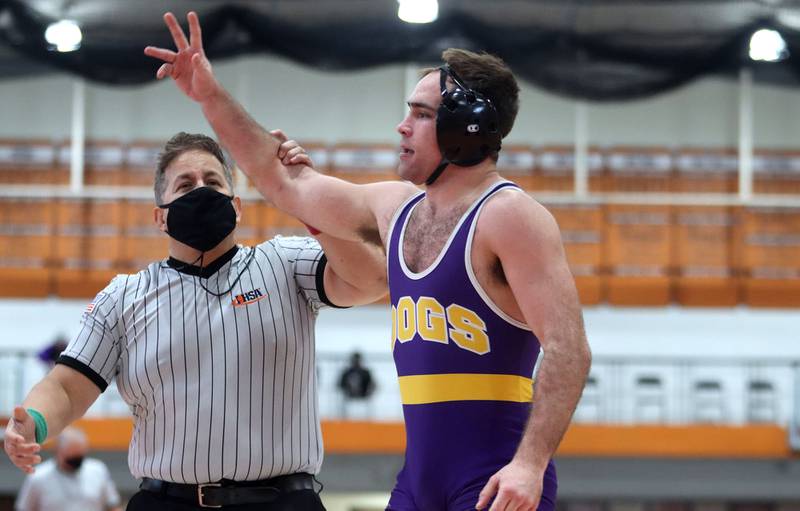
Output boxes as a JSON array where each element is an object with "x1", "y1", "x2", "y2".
[{"x1": 386, "y1": 181, "x2": 557, "y2": 511}]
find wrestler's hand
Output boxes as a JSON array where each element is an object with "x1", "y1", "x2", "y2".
[
  {"x1": 476, "y1": 459, "x2": 543, "y2": 511},
  {"x1": 270, "y1": 129, "x2": 315, "y2": 168},
  {"x1": 3, "y1": 406, "x2": 42, "y2": 474},
  {"x1": 144, "y1": 11, "x2": 219, "y2": 103}
]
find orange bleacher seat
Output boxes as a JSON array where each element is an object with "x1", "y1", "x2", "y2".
[
  {"x1": 84, "y1": 141, "x2": 126, "y2": 186},
  {"x1": 740, "y1": 207, "x2": 800, "y2": 307},
  {"x1": 672, "y1": 206, "x2": 739, "y2": 306},
  {"x1": 125, "y1": 141, "x2": 162, "y2": 188},
  {"x1": 605, "y1": 204, "x2": 672, "y2": 305},
  {"x1": 547, "y1": 204, "x2": 605, "y2": 305},
  {"x1": 603, "y1": 146, "x2": 673, "y2": 193},
  {"x1": 54, "y1": 141, "x2": 72, "y2": 185},
  {"x1": 304, "y1": 142, "x2": 331, "y2": 176},
  {"x1": 753, "y1": 149, "x2": 800, "y2": 195},
  {"x1": 329, "y1": 143, "x2": 399, "y2": 184},
  {"x1": 232, "y1": 142, "x2": 330, "y2": 191},
  {"x1": 673, "y1": 147, "x2": 737, "y2": 193},
  {"x1": 54, "y1": 140, "x2": 126, "y2": 187},
  {"x1": 122, "y1": 199, "x2": 169, "y2": 270},
  {"x1": 496, "y1": 145, "x2": 535, "y2": 190},
  {"x1": 238, "y1": 199, "x2": 265, "y2": 247},
  {"x1": 263, "y1": 205, "x2": 308, "y2": 239},
  {"x1": 0, "y1": 198, "x2": 55, "y2": 296},
  {"x1": 534, "y1": 146, "x2": 604, "y2": 193},
  {"x1": 0, "y1": 139, "x2": 56, "y2": 184},
  {"x1": 53, "y1": 198, "x2": 125, "y2": 297}
]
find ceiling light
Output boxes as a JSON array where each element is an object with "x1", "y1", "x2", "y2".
[
  {"x1": 398, "y1": 0, "x2": 438, "y2": 24},
  {"x1": 44, "y1": 19, "x2": 82, "y2": 52},
  {"x1": 749, "y1": 28, "x2": 788, "y2": 62}
]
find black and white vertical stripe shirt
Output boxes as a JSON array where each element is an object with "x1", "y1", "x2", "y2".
[{"x1": 58, "y1": 236, "x2": 336, "y2": 484}]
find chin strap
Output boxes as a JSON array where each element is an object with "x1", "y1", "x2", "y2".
[{"x1": 425, "y1": 160, "x2": 450, "y2": 186}]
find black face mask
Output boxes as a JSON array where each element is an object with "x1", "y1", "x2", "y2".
[
  {"x1": 159, "y1": 186, "x2": 237, "y2": 252},
  {"x1": 64, "y1": 455, "x2": 84, "y2": 471}
]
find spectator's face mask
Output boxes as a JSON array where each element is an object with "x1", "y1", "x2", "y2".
[
  {"x1": 159, "y1": 186, "x2": 237, "y2": 252},
  {"x1": 64, "y1": 456, "x2": 84, "y2": 472}
]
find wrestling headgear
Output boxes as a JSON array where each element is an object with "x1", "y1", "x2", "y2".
[{"x1": 426, "y1": 65, "x2": 502, "y2": 185}]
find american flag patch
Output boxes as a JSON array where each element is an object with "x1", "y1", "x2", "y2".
[{"x1": 85, "y1": 302, "x2": 95, "y2": 313}]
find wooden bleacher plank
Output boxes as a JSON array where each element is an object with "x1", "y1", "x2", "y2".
[
  {"x1": 5, "y1": 417, "x2": 789, "y2": 459},
  {"x1": 53, "y1": 198, "x2": 125, "y2": 297},
  {"x1": 54, "y1": 140, "x2": 127, "y2": 187},
  {"x1": 329, "y1": 143, "x2": 399, "y2": 184},
  {"x1": 125, "y1": 141, "x2": 162, "y2": 187},
  {"x1": 673, "y1": 206, "x2": 739, "y2": 306},
  {"x1": 0, "y1": 139, "x2": 56, "y2": 185},
  {"x1": 496, "y1": 145, "x2": 535, "y2": 190},
  {"x1": 0, "y1": 197, "x2": 55, "y2": 296},
  {"x1": 535, "y1": 145, "x2": 604, "y2": 192},
  {"x1": 303, "y1": 142, "x2": 331, "y2": 176},
  {"x1": 674, "y1": 147, "x2": 738, "y2": 193},
  {"x1": 122, "y1": 199, "x2": 169, "y2": 270},
  {"x1": 85, "y1": 141, "x2": 126, "y2": 186},
  {"x1": 740, "y1": 206, "x2": 800, "y2": 306},
  {"x1": 605, "y1": 204, "x2": 672, "y2": 305},
  {"x1": 753, "y1": 149, "x2": 800, "y2": 195},
  {"x1": 263, "y1": 205, "x2": 308, "y2": 239},
  {"x1": 548, "y1": 203, "x2": 605, "y2": 305},
  {"x1": 237, "y1": 199, "x2": 265, "y2": 248},
  {"x1": 604, "y1": 146, "x2": 673, "y2": 193}
]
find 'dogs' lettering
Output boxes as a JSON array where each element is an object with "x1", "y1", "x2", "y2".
[{"x1": 390, "y1": 296, "x2": 490, "y2": 355}]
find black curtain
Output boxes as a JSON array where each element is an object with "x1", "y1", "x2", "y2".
[{"x1": 2, "y1": 0, "x2": 800, "y2": 101}]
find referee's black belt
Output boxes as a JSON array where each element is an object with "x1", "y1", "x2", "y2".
[{"x1": 140, "y1": 473, "x2": 315, "y2": 508}]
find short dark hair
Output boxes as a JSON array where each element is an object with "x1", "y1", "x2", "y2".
[
  {"x1": 154, "y1": 132, "x2": 233, "y2": 204},
  {"x1": 423, "y1": 49, "x2": 520, "y2": 140}
]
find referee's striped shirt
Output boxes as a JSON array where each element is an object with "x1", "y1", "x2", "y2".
[{"x1": 57, "y1": 236, "x2": 337, "y2": 483}]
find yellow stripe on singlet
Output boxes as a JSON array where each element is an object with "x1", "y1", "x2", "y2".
[{"x1": 398, "y1": 373, "x2": 534, "y2": 405}]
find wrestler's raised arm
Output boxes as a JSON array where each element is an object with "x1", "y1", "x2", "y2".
[{"x1": 145, "y1": 12, "x2": 416, "y2": 246}]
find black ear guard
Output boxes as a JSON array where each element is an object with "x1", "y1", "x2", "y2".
[{"x1": 427, "y1": 65, "x2": 501, "y2": 185}]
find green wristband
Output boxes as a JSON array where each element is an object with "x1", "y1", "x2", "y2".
[{"x1": 26, "y1": 408, "x2": 48, "y2": 444}]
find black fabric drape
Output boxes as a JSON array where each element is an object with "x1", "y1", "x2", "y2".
[{"x1": 2, "y1": 0, "x2": 800, "y2": 100}]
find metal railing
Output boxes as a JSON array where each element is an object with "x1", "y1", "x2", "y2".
[{"x1": 1, "y1": 350, "x2": 798, "y2": 438}]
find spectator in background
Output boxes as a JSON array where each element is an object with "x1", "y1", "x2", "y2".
[
  {"x1": 15, "y1": 427, "x2": 122, "y2": 511},
  {"x1": 36, "y1": 334, "x2": 68, "y2": 367},
  {"x1": 338, "y1": 352, "x2": 375, "y2": 418}
]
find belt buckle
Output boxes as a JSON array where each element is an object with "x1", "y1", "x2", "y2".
[{"x1": 197, "y1": 483, "x2": 222, "y2": 508}]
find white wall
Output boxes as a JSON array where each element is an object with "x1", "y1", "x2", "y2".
[
  {"x1": 2, "y1": 54, "x2": 800, "y2": 149},
  {"x1": 0, "y1": 55, "x2": 407, "y2": 144},
  {"x1": 587, "y1": 79, "x2": 740, "y2": 147}
]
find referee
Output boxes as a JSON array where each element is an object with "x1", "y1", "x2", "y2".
[{"x1": 3, "y1": 132, "x2": 387, "y2": 510}]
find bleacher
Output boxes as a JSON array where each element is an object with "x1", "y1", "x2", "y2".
[{"x1": 1, "y1": 139, "x2": 799, "y2": 306}]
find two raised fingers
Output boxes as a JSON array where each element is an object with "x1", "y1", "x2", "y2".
[
  {"x1": 164, "y1": 12, "x2": 189, "y2": 50},
  {"x1": 164, "y1": 12, "x2": 203, "y2": 51},
  {"x1": 144, "y1": 11, "x2": 203, "y2": 63}
]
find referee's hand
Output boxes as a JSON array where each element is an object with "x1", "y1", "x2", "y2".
[{"x1": 3, "y1": 406, "x2": 42, "y2": 474}]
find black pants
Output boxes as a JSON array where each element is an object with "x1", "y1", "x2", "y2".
[{"x1": 126, "y1": 488, "x2": 326, "y2": 510}]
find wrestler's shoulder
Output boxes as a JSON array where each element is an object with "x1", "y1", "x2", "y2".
[
  {"x1": 362, "y1": 180, "x2": 421, "y2": 208},
  {"x1": 480, "y1": 187, "x2": 561, "y2": 243}
]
